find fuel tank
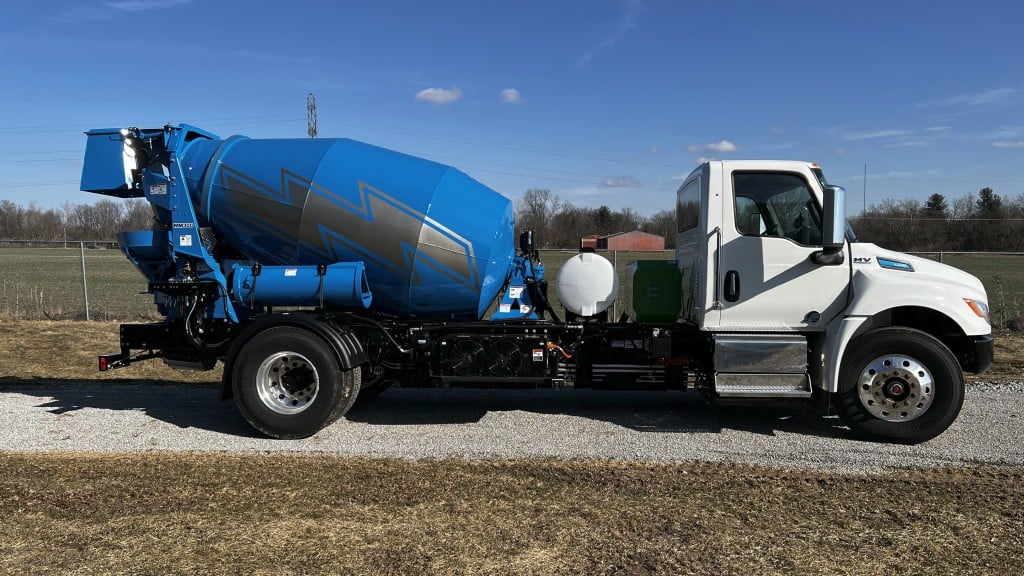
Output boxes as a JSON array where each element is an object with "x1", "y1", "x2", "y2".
[{"x1": 171, "y1": 134, "x2": 515, "y2": 319}]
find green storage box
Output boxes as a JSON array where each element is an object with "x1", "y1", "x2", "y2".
[{"x1": 625, "y1": 260, "x2": 682, "y2": 323}]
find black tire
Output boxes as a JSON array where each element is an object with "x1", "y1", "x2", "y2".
[
  {"x1": 232, "y1": 326, "x2": 360, "y2": 439},
  {"x1": 837, "y1": 327, "x2": 964, "y2": 444}
]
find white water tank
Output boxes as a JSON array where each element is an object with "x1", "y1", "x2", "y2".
[{"x1": 556, "y1": 252, "x2": 618, "y2": 317}]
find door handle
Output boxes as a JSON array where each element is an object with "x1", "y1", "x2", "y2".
[{"x1": 724, "y1": 270, "x2": 740, "y2": 302}]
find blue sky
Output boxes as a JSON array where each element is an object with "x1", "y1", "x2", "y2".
[{"x1": 1, "y1": 0, "x2": 1022, "y2": 217}]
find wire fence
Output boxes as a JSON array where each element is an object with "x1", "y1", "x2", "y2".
[
  {"x1": 0, "y1": 242, "x2": 153, "y2": 321},
  {"x1": 906, "y1": 252, "x2": 1024, "y2": 326},
  {"x1": 1, "y1": 244, "x2": 1021, "y2": 326}
]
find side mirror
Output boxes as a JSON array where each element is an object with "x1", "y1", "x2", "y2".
[
  {"x1": 812, "y1": 185, "x2": 846, "y2": 265},
  {"x1": 822, "y1": 185, "x2": 846, "y2": 248},
  {"x1": 519, "y1": 230, "x2": 535, "y2": 253}
]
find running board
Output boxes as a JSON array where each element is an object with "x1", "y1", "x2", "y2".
[{"x1": 714, "y1": 373, "x2": 812, "y2": 398}]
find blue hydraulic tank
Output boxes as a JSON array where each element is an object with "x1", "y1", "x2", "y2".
[
  {"x1": 231, "y1": 262, "x2": 373, "y2": 309},
  {"x1": 164, "y1": 133, "x2": 516, "y2": 320}
]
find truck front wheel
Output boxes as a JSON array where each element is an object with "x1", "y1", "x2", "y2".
[
  {"x1": 837, "y1": 327, "x2": 964, "y2": 444},
  {"x1": 232, "y1": 326, "x2": 360, "y2": 439}
]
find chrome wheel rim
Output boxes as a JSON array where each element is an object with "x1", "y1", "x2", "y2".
[
  {"x1": 256, "y1": 352, "x2": 319, "y2": 415},
  {"x1": 857, "y1": 354, "x2": 934, "y2": 422}
]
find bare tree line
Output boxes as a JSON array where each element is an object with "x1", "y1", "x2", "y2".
[
  {"x1": 2, "y1": 186, "x2": 1017, "y2": 252},
  {"x1": 0, "y1": 198, "x2": 153, "y2": 243},
  {"x1": 514, "y1": 188, "x2": 675, "y2": 249},
  {"x1": 852, "y1": 188, "x2": 1024, "y2": 252},
  {"x1": 518, "y1": 186, "x2": 1024, "y2": 252}
]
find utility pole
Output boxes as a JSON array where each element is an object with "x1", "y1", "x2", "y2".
[
  {"x1": 306, "y1": 93, "x2": 318, "y2": 139},
  {"x1": 863, "y1": 163, "x2": 868, "y2": 215}
]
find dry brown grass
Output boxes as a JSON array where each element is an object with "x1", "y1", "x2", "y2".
[
  {"x1": 2, "y1": 321, "x2": 1023, "y2": 575},
  {"x1": 0, "y1": 320, "x2": 219, "y2": 383},
  {"x1": 983, "y1": 329, "x2": 1024, "y2": 379},
  {"x1": 0, "y1": 454, "x2": 1021, "y2": 576}
]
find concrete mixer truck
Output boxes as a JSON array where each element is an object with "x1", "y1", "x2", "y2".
[{"x1": 81, "y1": 124, "x2": 993, "y2": 443}]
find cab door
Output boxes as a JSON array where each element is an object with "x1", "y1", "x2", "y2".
[{"x1": 710, "y1": 169, "x2": 850, "y2": 331}]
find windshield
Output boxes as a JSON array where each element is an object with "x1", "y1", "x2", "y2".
[{"x1": 811, "y1": 165, "x2": 859, "y2": 242}]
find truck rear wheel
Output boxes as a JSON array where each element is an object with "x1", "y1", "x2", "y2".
[
  {"x1": 232, "y1": 326, "x2": 360, "y2": 439},
  {"x1": 837, "y1": 327, "x2": 964, "y2": 444}
]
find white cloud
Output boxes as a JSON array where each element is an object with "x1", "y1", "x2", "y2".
[
  {"x1": 559, "y1": 185, "x2": 603, "y2": 199},
  {"x1": 993, "y1": 141, "x2": 1024, "y2": 148},
  {"x1": 578, "y1": 0, "x2": 645, "y2": 68},
  {"x1": 708, "y1": 140, "x2": 737, "y2": 152},
  {"x1": 870, "y1": 169, "x2": 941, "y2": 180},
  {"x1": 601, "y1": 175, "x2": 641, "y2": 188},
  {"x1": 648, "y1": 146, "x2": 661, "y2": 154},
  {"x1": 55, "y1": 0, "x2": 190, "y2": 21},
  {"x1": 843, "y1": 129, "x2": 912, "y2": 140},
  {"x1": 500, "y1": 88, "x2": 524, "y2": 104},
  {"x1": 886, "y1": 140, "x2": 929, "y2": 148},
  {"x1": 416, "y1": 87, "x2": 463, "y2": 105},
  {"x1": 994, "y1": 126, "x2": 1024, "y2": 138},
  {"x1": 918, "y1": 88, "x2": 1015, "y2": 108},
  {"x1": 105, "y1": 0, "x2": 192, "y2": 11},
  {"x1": 696, "y1": 157, "x2": 716, "y2": 164},
  {"x1": 689, "y1": 140, "x2": 738, "y2": 153}
]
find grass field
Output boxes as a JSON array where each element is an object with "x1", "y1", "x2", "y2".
[
  {"x1": 0, "y1": 247, "x2": 153, "y2": 320},
  {"x1": 935, "y1": 253, "x2": 1024, "y2": 326},
  {"x1": 4, "y1": 247, "x2": 1021, "y2": 325},
  {"x1": 1, "y1": 454, "x2": 1021, "y2": 576}
]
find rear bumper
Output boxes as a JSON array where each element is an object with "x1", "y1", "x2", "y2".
[{"x1": 961, "y1": 334, "x2": 994, "y2": 375}]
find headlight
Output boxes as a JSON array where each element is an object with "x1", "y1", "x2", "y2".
[{"x1": 964, "y1": 299, "x2": 990, "y2": 323}]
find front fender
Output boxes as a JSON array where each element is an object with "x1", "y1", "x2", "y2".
[{"x1": 847, "y1": 269, "x2": 989, "y2": 336}]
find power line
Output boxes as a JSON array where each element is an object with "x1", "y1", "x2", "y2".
[
  {"x1": 0, "y1": 150, "x2": 79, "y2": 156},
  {"x1": 857, "y1": 217, "x2": 1024, "y2": 222},
  {"x1": 0, "y1": 117, "x2": 304, "y2": 134},
  {"x1": 0, "y1": 180, "x2": 78, "y2": 188},
  {"x1": 0, "y1": 158, "x2": 78, "y2": 164}
]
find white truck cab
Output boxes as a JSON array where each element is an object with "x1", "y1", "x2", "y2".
[{"x1": 676, "y1": 160, "x2": 992, "y2": 443}]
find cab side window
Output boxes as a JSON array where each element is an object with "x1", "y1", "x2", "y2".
[
  {"x1": 732, "y1": 172, "x2": 823, "y2": 245},
  {"x1": 676, "y1": 178, "x2": 700, "y2": 233}
]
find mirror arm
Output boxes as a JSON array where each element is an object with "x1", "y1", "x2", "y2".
[{"x1": 810, "y1": 245, "x2": 845, "y2": 266}]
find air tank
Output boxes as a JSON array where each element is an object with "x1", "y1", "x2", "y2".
[{"x1": 168, "y1": 134, "x2": 515, "y2": 320}]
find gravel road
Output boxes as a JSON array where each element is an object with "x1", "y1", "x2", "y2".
[{"x1": 1, "y1": 379, "x2": 1022, "y2": 472}]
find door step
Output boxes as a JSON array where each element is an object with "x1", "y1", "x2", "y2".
[{"x1": 714, "y1": 373, "x2": 812, "y2": 398}]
